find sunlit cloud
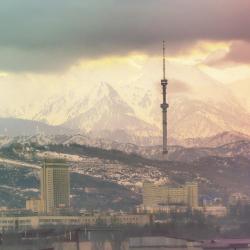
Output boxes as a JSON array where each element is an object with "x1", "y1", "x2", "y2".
[
  {"x1": 0, "y1": 72, "x2": 8, "y2": 77},
  {"x1": 167, "y1": 41, "x2": 231, "y2": 65},
  {"x1": 77, "y1": 54, "x2": 149, "y2": 70}
]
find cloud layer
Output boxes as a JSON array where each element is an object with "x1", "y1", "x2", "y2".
[
  {"x1": 0, "y1": 0, "x2": 250, "y2": 72},
  {"x1": 225, "y1": 41, "x2": 250, "y2": 64}
]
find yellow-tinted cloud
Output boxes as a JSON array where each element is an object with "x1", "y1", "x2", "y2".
[
  {"x1": 167, "y1": 41, "x2": 231, "y2": 65},
  {"x1": 0, "y1": 72, "x2": 8, "y2": 77},
  {"x1": 77, "y1": 54, "x2": 149, "y2": 70},
  {"x1": 73, "y1": 41, "x2": 231, "y2": 72}
]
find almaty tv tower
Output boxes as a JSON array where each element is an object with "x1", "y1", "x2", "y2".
[{"x1": 160, "y1": 41, "x2": 169, "y2": 155}]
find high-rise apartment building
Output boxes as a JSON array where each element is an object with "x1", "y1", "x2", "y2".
[
  {"x1": 143, "y1": 182, "x2": 198, "y2": 210},
  {"x1": 40, "y1": 160, "x2": 70, "y2": 214}
]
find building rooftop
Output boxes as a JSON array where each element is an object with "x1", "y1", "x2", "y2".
[
  {"x1": 42, "y1": 158, "x2": 68, "y2": 167},
  {"x1": 202, "y1": 239, "x2": 250, "y2": 249}
]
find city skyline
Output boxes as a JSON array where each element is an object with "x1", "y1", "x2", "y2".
[{"x1": 1, "y1": 2, "x2": 250, "y2": 245}]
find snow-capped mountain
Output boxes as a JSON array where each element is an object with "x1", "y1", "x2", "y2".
[
  {"x1": 0, "y1": 62, "x2": 250, "y2": 145},
  {"x1": 112, "y1": 61, "x2": 250, "y2": 141},
  {"x1": 32, "y1": 82, "x2": 160, "y2": 144},
  {"x1": 168, "y1": 95, "x2": 250, "y2": 139}
]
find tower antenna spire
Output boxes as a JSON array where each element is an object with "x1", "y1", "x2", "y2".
[
  {"x1": 163, "y1": 40, "x2": 166, "y2": 80},
  {"x1": 160, "y1": 40, "x2": 169, "y2": 156}
]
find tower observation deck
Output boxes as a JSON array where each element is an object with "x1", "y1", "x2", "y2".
[{"x1": 161, "y1": 41, "x2": 169, "y2": 155}]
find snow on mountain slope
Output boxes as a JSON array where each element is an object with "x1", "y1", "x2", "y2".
[
  {"x1": 33, "y1": 89, "x2": 89, "y2": 125},
  {"x1": 229, "y1": 79, "x2": 250, "y2": 112},
  {"x1": 168, "y1": 95, "x2": 250, "y2": 139},
  {"x1": 0, "y1": 61, "x2": 250, "y2": 144},
  {"x1": 114, "y1": 61, "x2": 250, "y2": 140},
  {"x1": 30, "y1": 82, "x2": 160, "y2": 144},
  {"x1": 63, "y1": 82, "x2": 159, "y2": 140},
  {"x1": 182, "y1": 131, "x2": 250, "y2": 148}
]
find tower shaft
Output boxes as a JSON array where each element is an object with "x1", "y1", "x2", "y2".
[{"x1": 160, "y1": 41, "x2": 169, "y2": 155}]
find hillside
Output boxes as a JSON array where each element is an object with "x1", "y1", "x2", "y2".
[
  {"x1": 0, "y1": 164, "x2": 140, "y2": 211},
  {"x1": 1, "y1": 138, "x2": 250, "y2": 210},
  {"x1": 34, "y1": 143, "x2": 250, "y2": 201},
  {"x1": 0, "y1": 118, "x2": 75, "y2": 136}
]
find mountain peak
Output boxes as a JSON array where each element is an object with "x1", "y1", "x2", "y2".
[{"x1": 95, "y1": 82, "x2": 117, "y2": 98}]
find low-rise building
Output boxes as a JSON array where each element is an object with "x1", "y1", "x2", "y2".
[
  {"x1": 142, "y1": 181, "x2": 198, "y2": 212},
  {"x1": 229, "y1": 193, "x2": 250, "y2": 205},
  {"x1": 203, "y1": 205, "x2": 227, "y2": 217},
  {"x1": 26, "y1": 198, "x2": 44, "y2": 214},
  {"x1": 0, "y1": 213, "x2": 151, "y2": 232}
]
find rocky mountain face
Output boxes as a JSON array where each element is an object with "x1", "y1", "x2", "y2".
[{"x1": 0, "y1": 164, "x2": 139, "y2": 210}]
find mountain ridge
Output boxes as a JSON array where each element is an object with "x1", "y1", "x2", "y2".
[
  {"x1": 0, "y1": 63, "x2": 250, "y2": 144},
  {"x1": 0, "y1": 117, "x2": 75, "y2": 137}
]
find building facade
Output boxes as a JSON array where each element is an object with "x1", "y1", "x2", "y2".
[
  {"x1": 203, "y1": 206, "x2": 227, "y2": 217},
  {"x1": 41, "y1": 160, "x2": 70, "y2": 214},
  {"x1": 0, "y1": 214, "x2": 151, "y2": 232},
  {"x1": 26, "y1": 198, "x2": 44, "y2": 214},
  {"x1": 142, "y1": 182, "x2": 198, "y2": 211}
]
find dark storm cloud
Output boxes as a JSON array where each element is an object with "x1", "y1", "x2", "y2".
[{"x1": 0, "y1": 0, "x2": 250, "y2": 72}]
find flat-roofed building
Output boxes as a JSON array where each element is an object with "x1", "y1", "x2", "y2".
[
  {"x1": 203, "y1": 205, "x2": 227, "y2": 217},
  {"x1": 143, "y1": 182, "x2": 198, "y2": 211},
  {"x1": 41, "y1": 159, "x2": 70, "y2": 214},
  {"x1": 26, "y1": 198, "x2": 44, "y2": 214},
  {"x1": 0, "y1": 213, "x2": 151, "y2": 232}
]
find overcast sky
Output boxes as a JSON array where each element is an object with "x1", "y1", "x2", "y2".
[
  {"x1": 0, "y1": 0, "x2": 250, "y2": 110},
  {"x1": 0, "y1": 0, "x2": 249, "y2": 72}
]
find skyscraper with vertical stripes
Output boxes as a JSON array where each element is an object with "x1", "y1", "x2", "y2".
[{"x1": 41, "y1": 159, "x2": 70, "y2": 214}]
